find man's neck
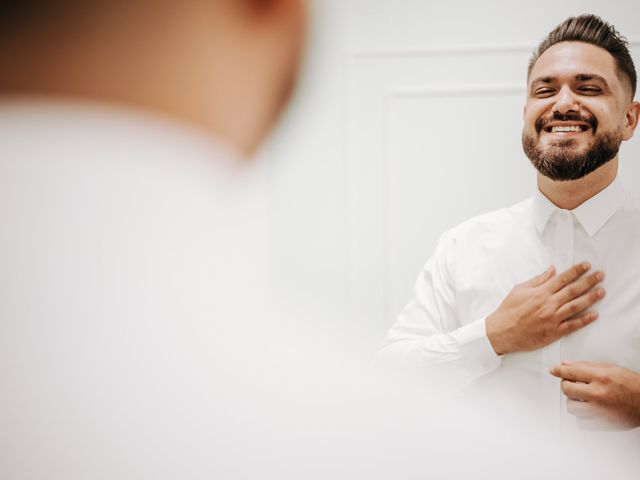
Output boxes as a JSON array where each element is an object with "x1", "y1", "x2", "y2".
[{"x1": 537, "y1": 158, "x2": 619, "y2": 210}]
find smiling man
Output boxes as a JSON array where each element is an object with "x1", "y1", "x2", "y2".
[{"x1": 379, "y1": 14, "x2": 640, "y2": 430}]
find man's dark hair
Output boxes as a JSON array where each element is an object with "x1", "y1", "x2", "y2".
[{"x1": 528, "y1": 14, "x2": 637, "y2": 100}]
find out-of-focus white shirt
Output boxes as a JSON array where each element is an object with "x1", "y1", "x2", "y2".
[
  {"x1": 379, "y1": 177, "x2": 640, "y2": 424},
  {"x1": 0, "y1": 99, "x2": 275, "y2": 476}
]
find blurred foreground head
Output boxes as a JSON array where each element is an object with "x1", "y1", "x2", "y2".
[{"x1": 0, "y1": 0, "x2": 307, "y2": 156}]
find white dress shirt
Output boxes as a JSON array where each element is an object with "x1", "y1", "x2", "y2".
[{"x1": 379, "y1": 177, "x2": 640, "y2": 424}]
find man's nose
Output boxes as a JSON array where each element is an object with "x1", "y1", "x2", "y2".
[{"x1": 551, "y1": 85, "x2": 579, "y2": 115}]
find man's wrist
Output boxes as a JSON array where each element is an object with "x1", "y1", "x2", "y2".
[{"x1": 485, "y1": 312, "x2": 508, "y2": 356}]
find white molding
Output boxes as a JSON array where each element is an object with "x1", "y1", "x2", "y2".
[
  {"x1": 353, "y1": 43, "x2": 538, "y2": 59},
  {"x1": 390, "y1": 84, "x2": 525, "y2": 98},
  {"x1": 352, "y1": 39, "x2": 640, "y2": 59}
]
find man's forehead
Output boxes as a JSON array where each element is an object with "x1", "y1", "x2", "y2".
[{"x1": 529, "y1": 41, "x2": 618, "y2": 82}]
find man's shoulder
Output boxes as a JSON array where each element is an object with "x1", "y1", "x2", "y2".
[{"x1": 442, "y1": 197, "x2": 533, "y2": 243}]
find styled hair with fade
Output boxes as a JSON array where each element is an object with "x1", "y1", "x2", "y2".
[{"x1": 528, "y1": 14, "x2": 637, "y2": 100}]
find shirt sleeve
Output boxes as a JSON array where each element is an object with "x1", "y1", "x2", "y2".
[{"x1": 377, "y1": 232, "x2": 502, "y2": 385}]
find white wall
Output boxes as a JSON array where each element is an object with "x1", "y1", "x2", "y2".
[{"x1": 267, "y1": 0, "x2": 640, "y2": 352}]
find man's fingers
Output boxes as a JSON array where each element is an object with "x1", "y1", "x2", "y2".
[
  {"x1": 550, "y1": 363, "x2": 595, "y2": 383},
  {"x1": 555, "y1": 288, "x2": 605, "y2": 321},
  {"x1": 562, "y1": 360, "x2": 602, "y2": 368},
  {"x1": 546, "y1": 262, "x2": 591, "y2": 293},
  {"x1": 553, "y1": 271, "x2": 605, "y2": 305},
  {"x1": 550, "y1": 360, "x2": 610, "y2": 384},
  {"x1": 560, "y1": 379, "x2": 594, "y2": 401},
  {"x1": 555, "y1": 311, "x2": 599, "y2": 338},
  {"x1": 525, "y1": 265, "x2": 555, "y2": 287}
]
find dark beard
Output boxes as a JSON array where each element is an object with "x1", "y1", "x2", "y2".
[{"x1": 522, "y1": 130, "x2": 622, "y2": 181}]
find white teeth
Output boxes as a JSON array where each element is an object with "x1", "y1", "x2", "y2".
[{"x1": 551, "y1": 125, "x2": 583, "y2": 133}]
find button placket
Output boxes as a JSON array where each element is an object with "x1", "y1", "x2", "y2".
[{"x1": 542, "y1": 211, "x2": 575, "y2": 430}]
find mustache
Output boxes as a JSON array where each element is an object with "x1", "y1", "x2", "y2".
[{"x1": 536, "y1": 112, "x2": 598, "y2": 134}]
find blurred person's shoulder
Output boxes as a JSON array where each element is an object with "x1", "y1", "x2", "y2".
[{"x1": 0, "y1": 97, "x2": 270, "y2": 324}]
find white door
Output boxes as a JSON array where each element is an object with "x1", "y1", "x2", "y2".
[{"x1": 267, "y1": 0, "x2": 640, "y2": 351}]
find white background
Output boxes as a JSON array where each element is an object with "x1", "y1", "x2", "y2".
[{"x1": 266, "y1": 0, "x2": 640, "y2": 352}]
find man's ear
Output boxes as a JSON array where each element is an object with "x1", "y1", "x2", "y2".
[
  {"x1": 239, "y1": 0, "x2": 302, "y2": 21},
  {"x1": 244, "y1": 0, "x2": 280, "y2": 13},
  {"x1": 228, "y1": 0, "x2": 306, "y2": 47},
  {"x1": 622, "y1": 101, "x2": 640, "y2": 141}
]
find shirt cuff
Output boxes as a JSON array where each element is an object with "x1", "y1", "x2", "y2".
[{"x1": 453, "y1": 316, "x2": 502, "y2": 376}]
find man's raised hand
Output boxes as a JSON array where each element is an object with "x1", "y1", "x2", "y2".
[{"x1": 486, "y1": 263, "x2": 605, "y2": 355}]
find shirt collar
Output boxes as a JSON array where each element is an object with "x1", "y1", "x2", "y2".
[{"x1": 532, "y1": 177, "x2": 627, "y2": 237}]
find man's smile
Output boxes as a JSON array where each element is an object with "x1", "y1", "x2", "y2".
[
  {"x1": 539, "y1": 120, "x2": 594, "y2": 137},
  {"x1": 548, "y1": 125, "x2": 588, "y2": 133}
]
